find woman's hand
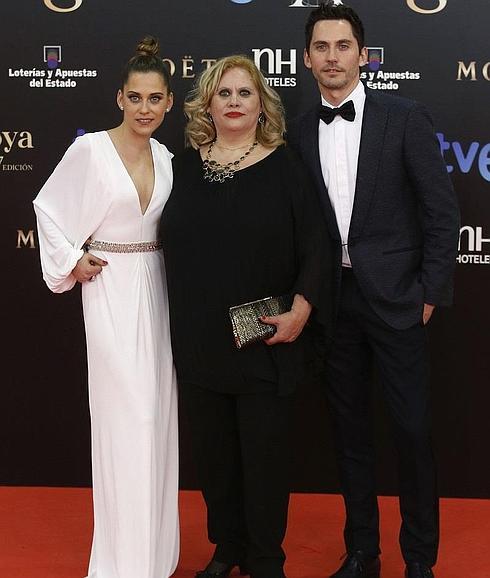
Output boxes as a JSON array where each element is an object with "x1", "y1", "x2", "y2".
[
  {"x1": 262, "y1": 294, "x2": 312, "y2": 345},
  {"x1": 72, "y1": 251, "x2": 108, "y2": 283}
]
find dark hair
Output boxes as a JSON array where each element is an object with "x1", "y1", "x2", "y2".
[
  {"x1": 121, "y1": 35, "x2": 171, "y2": 91},
  {"x1": 305, "y1": 1, "x2": 365, "y2": 54}
]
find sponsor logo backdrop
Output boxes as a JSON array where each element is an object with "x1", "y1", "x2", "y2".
[{"x1": 1, "y1": 0, "x2": 488, "y2": 497}]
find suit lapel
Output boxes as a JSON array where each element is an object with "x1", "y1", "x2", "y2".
[
  {"x1": 300, "y1": 108, "x2": 341, "y2": 241},
  {"x1": 348, "y1": 91, "x2": 388, "y2": 242}
]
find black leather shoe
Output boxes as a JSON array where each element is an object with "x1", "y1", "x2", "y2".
[
  {"x1": 329, "y1": 551, "x2": 381, "y2": 578},
  {"x1": 405, "y1": 562, "x2": 434, "y2": 578},
  {"x1": 195, "y1": 559, "x2": 249, "y2": 578}
]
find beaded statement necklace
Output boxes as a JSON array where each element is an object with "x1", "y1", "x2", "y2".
[{"x1": 202, "y1": 140, "x2": 259, "y2": 183}]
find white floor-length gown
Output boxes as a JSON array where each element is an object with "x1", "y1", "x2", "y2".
[{"x1": 33, "y1": 131, "x2": 179, "y2": 578}]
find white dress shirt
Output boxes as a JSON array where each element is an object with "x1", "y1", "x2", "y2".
[{"x1": 319, "y1": 81, "x2": 366, "y2": 267}]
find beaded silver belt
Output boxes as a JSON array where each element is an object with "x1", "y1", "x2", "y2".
[{"x1": 86, "y1": 239, "x2": 163, "y2": 253}]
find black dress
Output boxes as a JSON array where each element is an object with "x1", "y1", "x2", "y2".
[
  {"x1": 160, "y1": 145, "x2": 332, "y2": 578},
  {"x1": 160, "y1": 145, "x2": 331, "y2": 396}
]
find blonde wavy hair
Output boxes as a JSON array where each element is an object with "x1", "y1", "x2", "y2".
[{"x1": 184, "y1": 55, "x2": 285, "y2": 149}]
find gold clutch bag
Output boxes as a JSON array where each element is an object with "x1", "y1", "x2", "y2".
[{"x1": 229, "y1": 295, "x2": 291, "y2": 349}]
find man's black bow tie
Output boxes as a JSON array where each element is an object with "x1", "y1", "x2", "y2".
[{"x1": 318, "y1": 100, "x2": 356, "y2": 124}]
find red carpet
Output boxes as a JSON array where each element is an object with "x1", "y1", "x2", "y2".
[{"x1": 0, "y1": 488, "x2": 489, "y2": 577}]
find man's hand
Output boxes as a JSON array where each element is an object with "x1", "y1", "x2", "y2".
[{"x1": 422, "y1": 303, "x2": 435, "y2": 325}]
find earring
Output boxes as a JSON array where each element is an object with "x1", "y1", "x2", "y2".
[
  {"x1": 258, "y1": 112, "x2": 265, "y2": 124},
  {"x1": 206, "y1": 112, "x2": 214, "y2": 124},
  {"x1": 166, "y1": 108, "x2": 170, "y2": 112},
  {"x1": 119, "y1": 105, "x2": 124, "y2": 111}
]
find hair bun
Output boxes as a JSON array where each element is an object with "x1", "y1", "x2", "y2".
[
  {"x1": 121, "y1": 34, "x2": 170, "y2": 89},
  {"x1": 136, "y1": 36, "x2": 159, "y2": 58}
]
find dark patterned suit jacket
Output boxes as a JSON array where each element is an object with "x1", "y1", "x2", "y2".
[{"x1": 288, "y1": 89, "x2": 460, "y2": 330}]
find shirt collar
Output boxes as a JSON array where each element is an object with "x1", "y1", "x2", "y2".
[{"x1": 321, "y1": 80, "x2": 365, "y2": 109}]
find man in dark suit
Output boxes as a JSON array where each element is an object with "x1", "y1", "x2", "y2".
[{"x1": 288, "y1": 3, "x2": 460, "y2": 578}]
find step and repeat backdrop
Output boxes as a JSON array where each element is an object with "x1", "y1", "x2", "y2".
[{"x1": 2, "y1": 0, "x2": 489, "y2": 497}]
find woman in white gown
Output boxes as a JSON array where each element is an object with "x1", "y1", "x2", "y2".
[{"x1": 33, "y1": 37, "x2": 179, "y2": 578}]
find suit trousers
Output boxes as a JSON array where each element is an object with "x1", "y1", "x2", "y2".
[
  {"x1": 180, "y1": 381, "x2": 293, "y2": 578},
  {"x1": 324, "y1": 268, "x2": 439, "y2": 566}
]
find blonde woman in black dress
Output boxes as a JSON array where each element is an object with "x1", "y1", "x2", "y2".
[{"x1": 161, "y1": 55, "x2": 331, "y2": 578}]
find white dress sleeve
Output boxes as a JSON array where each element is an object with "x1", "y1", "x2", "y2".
[
  {"x1": 153, "y1": 139, "x2": 174, "y2": 164},
  {"x1": 33, "y1": 134, "x2": 111, "y2": 293}
]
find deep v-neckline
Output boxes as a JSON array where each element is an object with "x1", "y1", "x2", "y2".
[{"x1": 105, "y1": 131, "x2": 156, "y2": 217}]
